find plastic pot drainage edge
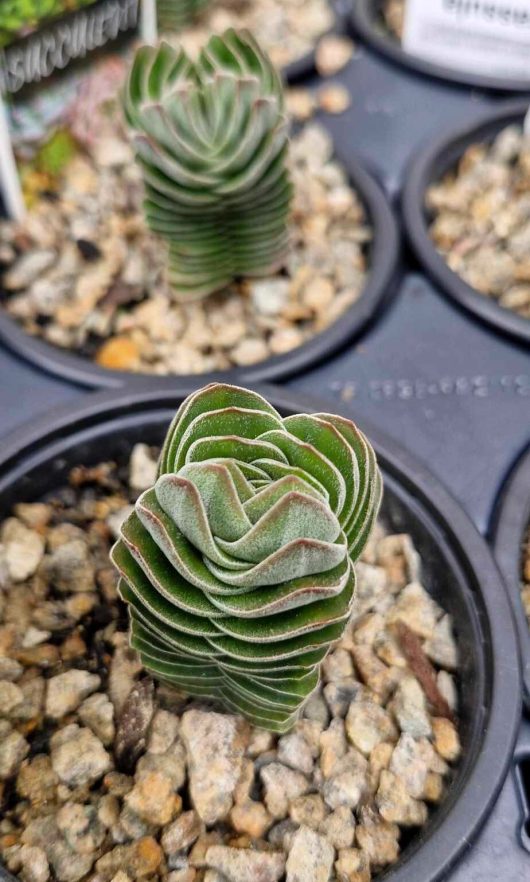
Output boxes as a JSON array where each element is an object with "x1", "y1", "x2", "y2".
[
  {"x1": 349, "y1": 0, "x2": 530, "y2": 94},
  {"x1": 0, "y1": 383, "x2": 521, "y2": 882},
  {"x1": 0, "y1": 138, "x2": 400, "y2": 390},
  {"x1": 492, "y1": 441, "x2": 530, "y2": 715},
  {"x1": 402, "y1": 99, "x2": 530, "y2": 347}
]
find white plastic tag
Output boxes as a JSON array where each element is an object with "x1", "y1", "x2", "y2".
[{"x1": 402, "y1": 0, "x2": 530, "y2": 81}]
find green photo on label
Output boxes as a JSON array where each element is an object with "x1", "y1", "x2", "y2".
[{"x1": 0, "y1": 0, "x2": 99, "y2": 48}]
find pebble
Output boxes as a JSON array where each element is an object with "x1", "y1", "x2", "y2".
[
  {"x1": 250, "y1": 278, "x2": 290, "y2": 316},
  {"x1": 161, "y1": 811, "x2": 203, "y2": 856},
  {"x1": 423, "y1": 615, "x2": 459, "y2": 670},
  {"x1": 147, "y1": 708, "x2": 180, "y2": 754},
  {"x1": 318, "y1": 84, "x2": 351, "y2": 115},
  {"x1": 56, "y1": 802, "x2": 106, "y2": 854},
  {"x1": 230, "y1": 800, "x2": 273, "y2": 839},
  {"x1": 231, "y1": 338, "x2": 270, "y2": 367},
  {"x1": 322, "y1": 750, "x2": 369, "y2": 810},
  {"x1": 432, "y1": 718, "x2": 461, "y2": 762},
  {"x1": 22, "y1": 627, "x2": 51, "y2": 648},
  {"x1": 0, "y1": 656, "x2": 23, "y2": 681},
  {"x1": 278, "y1": 730, "x2": 316, "y2": 774},
  {"x1": 346, "y1": 701, "x2": 398, "y2": 756},
  {"x1": 0, "y1": 680, "x2": 24, "y2": 716},
  {"x1": 387, "y1": 583, "x2": 441, "y2": 639},
  {"x1": 315, "y1": 35, "x2": 355, "y2": 76},
  {"x1": 0, "y1": 728, "x2": 29, "y2": 779},
  {"x1": 21, "y1": 815, "x2": 96, "y2": 882},
  {"x1": 1, "y1": 518, "x2": 45, "y2": 582},
  {"x1": 126, "y1": 768, "x2": 180, "y2": 826},
  {"x1": 376, "y1": 770, "x2": 428, "y2": 826},
  {"x1": 355, "y1": 808, "x2": 400, "y2": 868},
  {"x1": 46, "y1": 539, "x2": 95, "y2": 593},
  {"x1": 50, "y1": 724, "x2": 112, "y2": 787},
  {"x1": 79, "y1": 692, "x2": 115, "y2": 745},
  {"x1": 3, "y1": 251, "x2": 56, "y2": 290},
  {"x1": 204, "y1": 845, "x2": 285, "y2": 882},
  {"x1": 129, "y1": 444, "x2": 158, "y2": 493},
  {"x1": 96, "y1": 337, "x2": 140, "y2": 371},
  {"x1": 181, "y1": 709, "x2": 249, "y2": 825},
  {"x1": 286, "y1": 826, "x2": 335, "y2": 882},
  {"x1": 18, "y1": 844, "x2": 50, "y2": 882},
  {"x1": 45, "y1": 670, "x2": 101, "y2": 719},
  {"x1": 389, "y1": 734, "x2": 429, "y2": 799},
  {"x1": 261, "y1": 762, "x2": 310, "y2": 819},
  {"x1": 391, "y1": 677, "x2": 432, "y2": 738},
  {"x1": 16, "y1": 755, "x2": 57, "y2": 806},
  {"x1": 289, "y1": 794, "x2": 327, "y2": 830},
  {"x1": 335, "y1": 848, "x2": 371, "y2": 882},
  {"x1": 319, "y1": 806, "x2": 356, "y2": 850},
  {"x1": 95, "y1": 837, "x2": 163, "y2": 879}
]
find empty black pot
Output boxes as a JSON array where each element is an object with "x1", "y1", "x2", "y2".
[
  {"x1": 0, "y1": 384, "x2": 521, "y2": 882},
  {"x1": 402, "y1": 99, "x2": 530, "y2": 346},
  {"x1": 349, "y1": 0, "x2": 530, "y2": 93},
  {"x1": 492, "y1": 441, "x2": 530, "y2": 715},
  {"x1": 0, "y1": 150, "x2": 399, "y2": 390}
]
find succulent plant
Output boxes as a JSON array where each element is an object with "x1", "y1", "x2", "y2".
[
  {"x1": 0, "y1": 0, "x2": 95, "y2": 47},
  {"x1": 123, "y1": 29, "x2": 292, "y2": 301},
  {"x1": 156, "y1": 0, "x2": 211, "y2": 33},
  {"x1": 111, "y1": 384, "x2": 382, "y2": 732}
]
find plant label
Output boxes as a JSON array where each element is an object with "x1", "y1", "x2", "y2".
[
  {"x1": 403, "y1": 0, "x2": 530, "y2": 81},
  {"x1": 0, "y1": 0, "x2": 145, "y2": 220}
]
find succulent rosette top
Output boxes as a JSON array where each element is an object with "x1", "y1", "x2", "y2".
[
  {"x1": 123, "y1": 29, "x2": 292, "y2": 301},
  {"x1": 111, "y1": 385, "x2": 382, "y2": 731}
]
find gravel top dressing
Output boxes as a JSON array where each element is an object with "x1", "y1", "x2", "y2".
[
  {"x1": 0, "y1": 445, "x2": 461, "y2": 882},
  {"x1": 426, "y1": 125, "x2": 530, "y2": 322},
  {"x1": 0, "y1": 121, "x2": 369, "y2": 376}
]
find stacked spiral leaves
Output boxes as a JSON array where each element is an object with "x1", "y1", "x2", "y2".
[
  {"x1": 123, "y1": 30, "x2": 292, "y2": 301},
  {"x1": 156, "y1": 0, "x2": 211, "y2": 32},
  {"x1": 112, "y1": 385, "x2": 382, "y2": 731}
]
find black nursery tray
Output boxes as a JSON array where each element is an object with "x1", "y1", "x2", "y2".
[{"x1": 1, "y1": 4, "x2": 530, "y2": 878}]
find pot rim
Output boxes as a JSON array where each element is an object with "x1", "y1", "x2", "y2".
[
  {"x1": 349, "y1": 0, "x2": 530, "y2": 93},
  {"x1": 491, "y1": 440, "x2": 530, "y2": 715},
  {"x1": 402, "y1": 98, "x2": 530, "y2": 345},
  {"x1": 0, "y1": 383, "x2": 521, "y2": 882}
]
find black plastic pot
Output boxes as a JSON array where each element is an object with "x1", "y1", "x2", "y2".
[
  {"x1": 492, "y1": 442, "x2": 530, "y2": 716},
  {"x1": 402, "y1": 100, "x2": 530, "y2": 346},
  {"x1": 0, "y1": 385, "x2": 521, "y2": 882},
  {"x1": 0, "y1": 148, "x2": 399, "y2": 390},
  {"x1": 349, "y1": 0, "x2": 530, "y2": 93}
]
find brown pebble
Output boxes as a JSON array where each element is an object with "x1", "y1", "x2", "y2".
[
  {"x1": 96, "y1": 337, "x2": 140, "y2": 371},
  {"x1": 318, "y1": 85, "x2": 351, "y2": 115}
]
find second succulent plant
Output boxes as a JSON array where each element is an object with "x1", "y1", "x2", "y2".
[
  {"x1": 123, "y1": 29, "x2": 292, "y2": 301},
  {"x1": 111, "y1": 384, "x2": 382, "y2": 732}
]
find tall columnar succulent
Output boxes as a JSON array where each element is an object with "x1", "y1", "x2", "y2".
[
  {"x1": 111, "y1": 384, "x2": 382, "y2": 732},
  {"x1": 156, "y1": 0, "x2": 211, "y2": 33},
  {"x1": 123, "y1": 29, "x2": 292, "y2": 301}
]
